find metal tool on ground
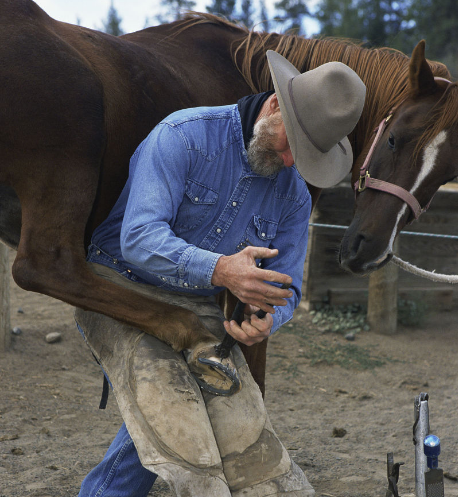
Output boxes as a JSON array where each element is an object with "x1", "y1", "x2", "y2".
[
  {"x1": 386, "y1": 452, "x2": 404, "y2": 497},
  {"x1": 414, "y1": 392, "x2": 430, "y2": 497}
]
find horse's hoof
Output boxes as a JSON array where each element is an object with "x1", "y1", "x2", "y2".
[{"x1": 186, "y1": 344, "x2": 241, "y2": 396}]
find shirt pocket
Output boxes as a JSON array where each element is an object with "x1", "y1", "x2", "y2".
[
  {"x1": 174, "y1": 179, "x2": 219, "y2": 231},
  {"x1": 237, "y1": 215, "x2": 278, "y2": 251}
]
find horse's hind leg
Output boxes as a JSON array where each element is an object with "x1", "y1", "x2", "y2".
[
  {"x1": 9, "y1": 150, "x2": 218, "y2": 351},
  {"x1": 9, "y1": 152, "x2": 239, "y2": 394}
]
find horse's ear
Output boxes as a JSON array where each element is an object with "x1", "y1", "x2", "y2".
[{"x1": 409, "y1": 40, "x2": 436, "y2": 96}]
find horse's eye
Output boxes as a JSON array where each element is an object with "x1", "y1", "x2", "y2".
[{"x1": 388, "y1": 133, "x2": 396, "y2": 150}]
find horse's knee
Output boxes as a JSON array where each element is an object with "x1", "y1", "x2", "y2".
[
  {"x1": 11, "y1": 255, "x2": 43, "y2": 292},
  {"x1": 11, "y1": 246, "x2": 82, "y2": 293}
]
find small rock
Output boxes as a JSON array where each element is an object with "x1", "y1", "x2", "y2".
[
  {"x1": 11, "y1": 327, "x2": 22, "y2": 335},
  {"x1": 11, "y1": 447, "x2": 24, "y2": 455},
  {"x1": 0, "y1": 434, "x2": 19, "y2": 442},
  {"x1": 17, "y1": 307, "x2": 24, "y2": 314},
  {"x1": 332, "y1": 427, "x2": 347, "y2": 438},
  {"x1": 45, "y1": 332, "x2": 62, "y2": 344},
  {"x1": 344, "y1": 332, "x2": 355, "y2": 341}
]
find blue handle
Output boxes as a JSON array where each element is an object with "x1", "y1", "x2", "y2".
[{"x1": 424, "y1": 434, "x2": 441, "y2": 469}]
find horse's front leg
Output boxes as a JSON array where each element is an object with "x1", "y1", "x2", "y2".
[{"x1": 10, "y1": 160, "x2": 239, "y2": 395}]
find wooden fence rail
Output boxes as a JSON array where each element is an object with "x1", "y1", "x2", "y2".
[{"x1": 303, "y1": 182, "x2": 458, "y2": 332}]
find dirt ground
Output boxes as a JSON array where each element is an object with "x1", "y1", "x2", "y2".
[{"x1": 1, "y1": 263, "x2": 458, "y2": 497}]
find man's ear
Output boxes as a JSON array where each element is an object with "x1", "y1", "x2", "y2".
[{"x1": 269, "y1": 93, "x2": 280, "y2": 114}]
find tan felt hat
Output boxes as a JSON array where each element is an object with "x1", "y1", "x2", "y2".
[{"x1": 266, "y1": 50, "x2": 366, "y2": 188}]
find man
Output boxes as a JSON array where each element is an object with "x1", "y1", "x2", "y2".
[{"x1": 76, "y1": 52, "x2": 366, "y2": 496}]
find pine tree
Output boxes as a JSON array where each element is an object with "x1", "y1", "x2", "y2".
[
  {"x1": 407, "y1": 0, "x2": 458, "y2": 75},
  {"x1": 239, "y1": 0, "x2": 254, "y2": 27},
  {"x1": 315, "y1": 0, "x2": 412, "y2": 51},
  {"x1": 274, "y1": 0, "x2": 310, "y2": 34},
  {"x1": 155, "y1": 0, "x2": 197, "y2": 24},
  {"x1": 206, "y1": 0, "x2": 237, "y2": 19},
  {"x1": 315, "y1": 0, "x2": 363, "y2": 39},
  {"x1": 259, "y1": 0, "x2": 270, "y2": 31},
  {"x1": 102, "y1": 1, "x2": 124, "y2": 36}
]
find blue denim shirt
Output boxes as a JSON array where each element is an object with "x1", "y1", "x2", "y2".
[{"x1": 91, "y1": 104, "x2": 311, "y2": 333}]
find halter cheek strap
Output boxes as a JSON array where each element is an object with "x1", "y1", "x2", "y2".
[
  {"x1": 355, "y1": 113, "x2": 424, "y2": 219},
  {"x1": 354, "y1": 76, "x2": 452, "y2": 220}
]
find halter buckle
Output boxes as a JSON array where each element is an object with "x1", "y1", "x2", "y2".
[{"x1": 358, "y1": 171, "x2": 370, "y2": 192}]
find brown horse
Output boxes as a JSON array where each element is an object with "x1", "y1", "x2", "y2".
[
  {"x1": 0, "y1": 1, "x2": 453, "y2": 393},
  {"x1": 339, "y1": 41, "x2": 458, "y2": 274}
]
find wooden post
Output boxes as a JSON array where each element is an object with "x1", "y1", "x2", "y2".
[
  {"x1": 302, "y1": 211, "x2": 317, "y2": 311},
  {"x1": 0, "y1": 242, "x2": 10, "y2": 353},
  {"x1": 367, "y1": 239, "x2": 399, "y2": 334}
]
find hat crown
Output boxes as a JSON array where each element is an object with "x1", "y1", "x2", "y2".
[{"x1": 290, "y1": 62, "x2": 366, "y2": 153}]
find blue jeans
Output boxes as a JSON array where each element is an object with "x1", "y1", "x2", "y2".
[{"x1": 79, "y1": 423, "x2": 157, "y2": 496}]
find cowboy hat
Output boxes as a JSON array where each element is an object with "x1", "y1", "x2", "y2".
[{"x1": 266, "y1": 50, "x2": 366, "y2": 188}]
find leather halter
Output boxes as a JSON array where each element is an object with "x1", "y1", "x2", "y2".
[{"x1": 354, "y1": 77, "x2": 452, "y2": 220}]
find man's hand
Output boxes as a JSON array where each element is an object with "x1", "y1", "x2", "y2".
[
  {"x1": 211, "y1": 245, "x2": 293, "y2": 314},
  {"x1": 224, "y1": 304, "x2": 273, "y2": 346}
]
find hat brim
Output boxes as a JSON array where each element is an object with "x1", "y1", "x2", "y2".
[{"x1": 267, "y1": 51, "x2": 353, "y2": 188}]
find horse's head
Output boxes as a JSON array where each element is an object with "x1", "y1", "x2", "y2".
[{"x1": 339, "y1": 41, "x2": 458, "y2": 275}]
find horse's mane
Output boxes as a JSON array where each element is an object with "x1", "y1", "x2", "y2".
[
  {"x1": 178, "y1": 13, "x2": 456, "y2": 160},
  {"x1": 231, "y1": 30, "x2": 454, "y2": 154}
]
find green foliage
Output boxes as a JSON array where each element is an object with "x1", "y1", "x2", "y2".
[
  {"x1": 315, "y1": 0, "x2": 364, "y2": 40},
  {"x1": 154, "y1": 0, "x2": 197, "y2": 24},
  {"x1": 313, "y1": 0, "x2": 458, "y2": 76},
  {"x1": 407, "y1": 0, "x2": 458, "y2": 76},
  {"x1": 206, "y1": 0, "x2": 237, "y2": 19},
  {"x1": 309, "y1": 303, "x2": 369, "y2": 335},
  {"x1": 315, "y1": 0, "x2": 411, "y2": 49},
  {"x1": 397, "y1": 299, "x2": 428, "y2": 327},
  {"x1": 102, "y1": 1, "x2": 124, "y2": 36},
  {"x1": 274, "y1": 0, "x2": 310, "y2": 33},
  {"x1": 240, "y1": 0, "x2": 254, "y2": 27},
  {"x1": 301, "y1": 342, "x2": 387, "y2": 370}
]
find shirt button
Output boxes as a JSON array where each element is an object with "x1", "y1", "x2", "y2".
[
  {"x1": 96, "y1": 250, "x2": 101, "y2": 255},
  {"x1": 113, "y1": 258, "x2": 118, "y2": 264},
  {"x1": 216, "y1": 228, "x2": 221, "y2": 233},
  {"x1": 161, "y1": 277, "x2": 166, "y2": 281},
  {"x1": 261, "y1": 232, "x2": 266, "y2": 238},
  {"x1": 183, "y1": 282, "x2": 189, "y2": 287},
  {"x1": 194, "y1": 197, "x2": 199, "y2": 202},
  {"x1": 232, "y1": 201, "x2": 237, "y2": 207}
]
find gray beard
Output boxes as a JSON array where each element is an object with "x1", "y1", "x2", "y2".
[{"x1": 247, "y1": 116, "x2": 285, "y2": 177}]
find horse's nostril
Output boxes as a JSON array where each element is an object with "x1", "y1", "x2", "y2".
[{"x1": 350, "y1": 233, "x2": 367, "y2": 258}]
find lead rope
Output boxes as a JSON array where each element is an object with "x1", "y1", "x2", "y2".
[{"x1": 391, "y1": 255, "x2": 458, "y2": 284}]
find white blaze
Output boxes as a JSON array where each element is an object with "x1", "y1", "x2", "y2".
[{"x1": 384, "y1": 130, "x2": 448, "y2": 256}]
